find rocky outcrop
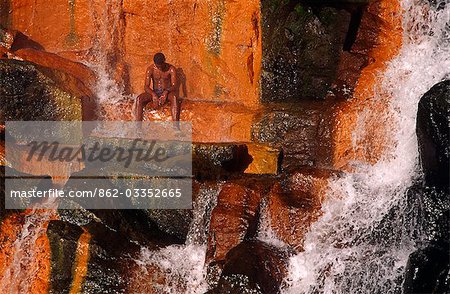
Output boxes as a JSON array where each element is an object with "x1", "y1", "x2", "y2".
[
  {"x1": 193, "y1": 144, "x2": 252, "y2": 179},
  {"x1": 416, "y1": 80, "x2": 449, "y2": 190},
  {"x1": 209, "y1": 240, "x2": 289, "y2": 294},
  {"x1": 47, "y1": 221, "x2": 85, "y2": 293},
  {"x1": 252, "y1": 102, "x2": 333, "y2": 170},
  {"x1": 6, "y1": 0, "x2": 262, "y2": 106},
  {"x1": 266, "y1": 168, "x2": 333, "y2": 250},
  {"x1": 403, "y1": 242, "x2": 449, "y2": 294},
  {"x1": 14, "y1": 48, "x2": 96, "y2": 88},
  {"x1": 261, "y1": 0, "x2": 352, "y2": 101},
  {"x1": 206, "y1": 182, "x2": 263, "y2": 266},
  {"x1": 123, "y1": 0, "x2": 261, "y2": 105},
  {"x1": 0, "y1": 59, "x2": 96, "y2": 122},
  {"x1": 331, "y1": 0, "x2": 403, "y2": 168},
  {"x1": 403, "y1": 81, "x2": 450, "y2": 293}
]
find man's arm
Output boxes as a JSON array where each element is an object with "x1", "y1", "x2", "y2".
[
  {"x1": 144, "y1": 66, "x2": 154, "y2": 95},
  {"x1": 164, "y1": 66, "x2": 177, "y2": 94}
]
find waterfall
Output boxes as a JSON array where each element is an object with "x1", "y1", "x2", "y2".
[
  {"x1": 0, "y1": 199, "x2": 58, "y2": 293},
  {"x1": 83, "y1": 0, "x2": 139, "y2": 120},
  {"x1": 283, "y1": 0, "x2": 450, "y2": 293},
  {"x1": 87, "y1": 0, "x2": 128, "y2": 107},
  {"x1": 130, "y1": 183, "x2": 222, "y2": 294}
]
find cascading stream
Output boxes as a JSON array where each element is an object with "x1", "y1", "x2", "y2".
[
  {"x1": 129, "y1": 183, "x2": 222, "y2": 294},
  {"x1": 0, "y1": 199, "x2": 58, "y2": 294},
  {"x1": 283, "y1": 0, "x2": 450, "y2": 293}
]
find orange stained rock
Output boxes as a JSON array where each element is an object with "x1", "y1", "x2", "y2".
[
  {"x1": 8, "y1": 0, "x2": 96, "y2": 54},
  {"x1": 244, "y1": 144, "x2": 280, "y2": 175},
  {"x1": 123, "y1": 0, "x2": 261, "y2": 106},
  {"x1": 267, "y1": 170, "x2": 332, "y2": 251},
  {"x1": 8, "y1": 0, "x2": 262, "y2": 107},
  {"x1": 13, "y1": 48, "x2": 97, "y2": 88},
  {"x1": 100, "y1": 99, "x2": 258, "y2": 142},
  {"x1": 207, "y1": 182, "x2": 261, "y2": 264},
  {"x1": 332, "y1": 0, "x2": 403, "y2": 168},
  {"x1": 0, "y1": 209, "x2": 57, "y2": 294},
  {"x1": 6, "y1": 142, "x2": 84, "y2": 186},
  {"x1": 69, "y1": 230, "x2": 91, "y2": 294}
]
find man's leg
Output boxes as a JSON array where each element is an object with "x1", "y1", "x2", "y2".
[
  {"x1": 134, "y1": 92, "x2": 152, "y2": 121},
  {"x1": 168, "y1": 92, "x2": 180, "y2": 121}
]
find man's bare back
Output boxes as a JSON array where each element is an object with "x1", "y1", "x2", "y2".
[{"x1": 134, "y1": 52, "x2": 180, "y2": 121}]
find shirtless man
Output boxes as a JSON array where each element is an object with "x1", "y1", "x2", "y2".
[{"x1": 134, "y1": 52, "x2": 180, "y2": 121}]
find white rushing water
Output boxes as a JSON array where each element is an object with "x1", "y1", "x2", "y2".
[
  {"x1": 283, "y1": 0, "x2": 450, "y2": 293},
  {"x1": 0, "y1": 199, "x2": 58, "y2": 293},
  {"x1": 132, "y1": 183, "x2": 221, "y2": 293}
]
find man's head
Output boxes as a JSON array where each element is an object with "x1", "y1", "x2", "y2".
[{"x1": 153, "y1": 52, "x2": 166, "y2": 69}]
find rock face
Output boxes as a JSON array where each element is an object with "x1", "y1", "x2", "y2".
[
  {"x1": 331, "y1": 0, "x2": 403, "y2": 168},
  {"x1": 0, "y1": 59, "x2": 95, "y2": 122},
  {"x1": 252, "y1": 102, "x2": 333, "y2": 170},
  {"x1": 403, "y1": 81, "x2": 450, "y2": 293},
  {"x1": 403, "y1": 243, "x2": 450, "y2": 294},
  {"x1": 206, "y1": 182, "x2": 263, "y2": 266},
  {"x1": 266, "y1": 169, "x2": 332, "y2": 250},
  {"x1": 210, "y1": 240, "x2": 289, "y2": 294},
  {"x1": 6, "y1": 0, "x2": 262, "y2": 107},
  {"x1": 193, "y1": 144, "x2": 252, "y2": 179},
  {"x1": 0, "y1": 0, "x2": 413, "y2": 293},
  {"x1": 47, "y1": 221, "x2": 84, "y2": 293},
  {"x1": 123, "y1": 0, "x2": 261, "y2": 106},
  {"x1": 261, "y1": 0, "x2": 352, "y2": 101},
  {"x1": 416, "y1": 80, "x2": 449, "y2": 190}
]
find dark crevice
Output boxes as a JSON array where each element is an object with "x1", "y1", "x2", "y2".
[{"x1": 343, "y1": 6, "x2": 364, "y2": 51}]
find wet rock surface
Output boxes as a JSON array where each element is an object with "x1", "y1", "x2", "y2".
[
  {"x1": 0, "y1": 0, "x2": 409, "y2": 292},
  {"x1": 403, "y1": 81, "x2": 450, "y2": 294},
  {"x1": 210, "y1": 240, "x2": 289, "y2": 294},
  {"x1": 47, "y1": 220, "x2": 84, "y2": 293},
  {"x1": 402, "y1": 186, "x2": 450, "y2": 294},
  {"x1": 6, "y1": 0, "x2": 262, "y2": 106},
  {"x1": 206, "y1": 181, "x2": 264, "y2": 266},
  {"x1": 266, "y1": 168, "x2": 334, "y2": 250},
  {"x1": 403, "y1": 241, "x2": 449, "y2": 294},
  {"x1": 252, "y1": 102, "x2": 333, "y2": 170},
  {"x1": 261, "y1": 0, "x2": 352, "y2": 101},
  {"x1": 0, "y1": 59, "x2": 93, "y2": 122},
  {"x1": 193, "y1": 143, "x2": 253, "y2": 179},
  {"x1": 47, "y1": 218, "x2": 143, "y2": 293},
  {"x1": 416, "y1": 80, "x2": 449, "y2": 190}
]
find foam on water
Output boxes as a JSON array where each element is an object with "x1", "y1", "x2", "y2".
[
  {"x1": 283, "y1": 1, "x2": 450, "y2": 293},
  {"x1": 0, "y1": 199, "x2": 58, "y2": 293},
  {"x1": 132, "y1": 183, "x2": 222, "y2": 293}
]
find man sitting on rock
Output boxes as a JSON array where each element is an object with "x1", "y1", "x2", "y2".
[{"x1": 134, "y1": 52, "x2": 180, "y2": 121}]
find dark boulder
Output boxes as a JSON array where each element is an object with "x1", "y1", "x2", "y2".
[
  {"x1": 0, "y1": 59, "x2": 96, "y2": 122},
  {"x1": 251, "y1": 103, "x2": 333, "y2": 170},
  {"x1": 403, "y1": 81, "x2": 450, "y2": 293},
  {"x1": 193, "y1": 143, "x2": 252, "y2": 179},
  {"x1": 416, "y1": 80, "x2": 449, "y2": 190},
  {"x1": 47, "y1": 220, "x2": 84, "y2": 293},
  {"x1": 402, "y1": 185, "x2": 449, "y2": 293},
  {"x1": 261, "y1": 0, "x2": 352, "y2": 101},
  {"x1": 209, "y1": 240, "x2": 289, "y2": 294},
  {"x1": 47, "y1": 218, "x2": 142, "y2": 294},
  {"x1": 403, "y1": 242, "x2": 449, "y2": 294}
]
